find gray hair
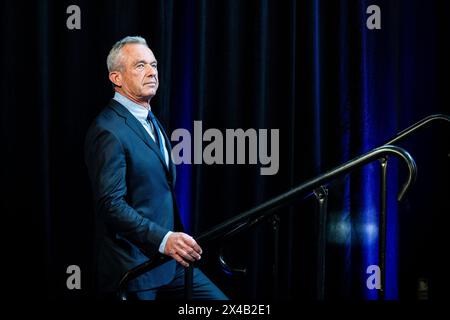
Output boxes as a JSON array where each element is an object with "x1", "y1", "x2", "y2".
[{"x1": 107, "y1": 36, "x2": 148, "y2": 72}]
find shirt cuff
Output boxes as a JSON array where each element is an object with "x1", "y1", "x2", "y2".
[{"x1": 159, "y1": 231, "x2": 173, "y2": 254}]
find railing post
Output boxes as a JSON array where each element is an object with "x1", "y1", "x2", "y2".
[
  {"x1": 379, "y1": 157, "x2": 388, "y2": 300},
  {"x1": 314, "y1": 186, "x2": 328, "y2": 300},
  {"x1": 185, "y1": 265, "x2": 193, "y2": 300},
  {"x1": 271, "y1": 214, "x2": 280, "y2": 299}
]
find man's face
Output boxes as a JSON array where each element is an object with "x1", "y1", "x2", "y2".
[{"x1": 110, "y1": 43, "x2": 159, "y2": 105}]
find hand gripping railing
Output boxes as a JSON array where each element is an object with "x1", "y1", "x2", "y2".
[
  {"x1": 117, "y1": 114, "x2": 448, "y2": 300},
  {"x1": 117, "y1": 145, "x2": 417, "y2": 300}
]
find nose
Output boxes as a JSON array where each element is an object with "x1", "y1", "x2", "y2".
[{"x1": 146, "y1": 64, "x2": 157, "y2": 77}]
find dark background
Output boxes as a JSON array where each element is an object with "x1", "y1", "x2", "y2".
[{"x1": 1, "y1": 0, "x2": 449, "y2": 301}]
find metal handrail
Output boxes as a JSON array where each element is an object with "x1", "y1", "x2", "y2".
[
  {"x1": 383, "y1": 114, "x2": 449, "y2": 146},
  {"x1": 117, "y1": 113, "x2": 449, "y2": 300},
  {"x1": 216, "y1": 113, "x2": 449, "y2": 273},
  {"x1": 117, "y1": 145, "x2": 417, "y2": 299}
]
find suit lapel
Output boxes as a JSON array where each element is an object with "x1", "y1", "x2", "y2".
[{"x1": 108, "y1": 100, "x2": 171, "y2": 177}]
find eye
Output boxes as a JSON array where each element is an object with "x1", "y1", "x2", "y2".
[{"x1": 136, "y1": 63, "x2": 145, "y2": 69}]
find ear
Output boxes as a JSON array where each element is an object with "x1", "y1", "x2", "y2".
[{"x1": 109, "y1": 71, "x2": 122, "y2": 87}]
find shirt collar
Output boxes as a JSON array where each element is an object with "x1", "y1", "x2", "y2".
[{"x1": 113, "y1": 92, "x2": 151, "y2": 122}]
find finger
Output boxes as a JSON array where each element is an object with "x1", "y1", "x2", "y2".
[
  {"x1": 182, "y1": 234, "x2": 196, "y2": 246},
  {"x1": 173, "y1": 253, "x2": 189, "y2": 268},
  {"x1": 182, "y1": 240, "x2": 202, "y2": 259},
  {"x1": 192, "y1": 243, "x2": 203, "y2": 256},
  {"x1": 178, "y1": 249, "x2": 196, "y2": 262},
  {"x1": 182, "y1": 234, "x2": 203, "y2": 255},
  {"x1": 185, "y1": 246, "x2": 201, "y2": 260}
]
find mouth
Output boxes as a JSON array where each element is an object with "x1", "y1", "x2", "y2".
[{"x1": 144, "y1": 82, "x2": 157, "y2": 86}]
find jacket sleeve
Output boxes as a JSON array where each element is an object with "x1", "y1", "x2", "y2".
[{"x1": 85, "y1": 126, "x2": 169, "y2": 254}]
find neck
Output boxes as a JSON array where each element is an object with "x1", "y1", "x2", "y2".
[{"x1": 116, "y1": 89, "x2": 151, "y2": 109}]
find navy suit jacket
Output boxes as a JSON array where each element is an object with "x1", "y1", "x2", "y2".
[{"x1": 85, "y1": 99, "x2": 182, "y2": 294}]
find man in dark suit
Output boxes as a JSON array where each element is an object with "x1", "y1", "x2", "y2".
[{"x1": 85, "y1": 36, "x2": 227, "y2": 300}]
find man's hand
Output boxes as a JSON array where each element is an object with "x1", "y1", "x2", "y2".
[{"x1": 164, "y1": 232, "x2": 203, "y2": 267}]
